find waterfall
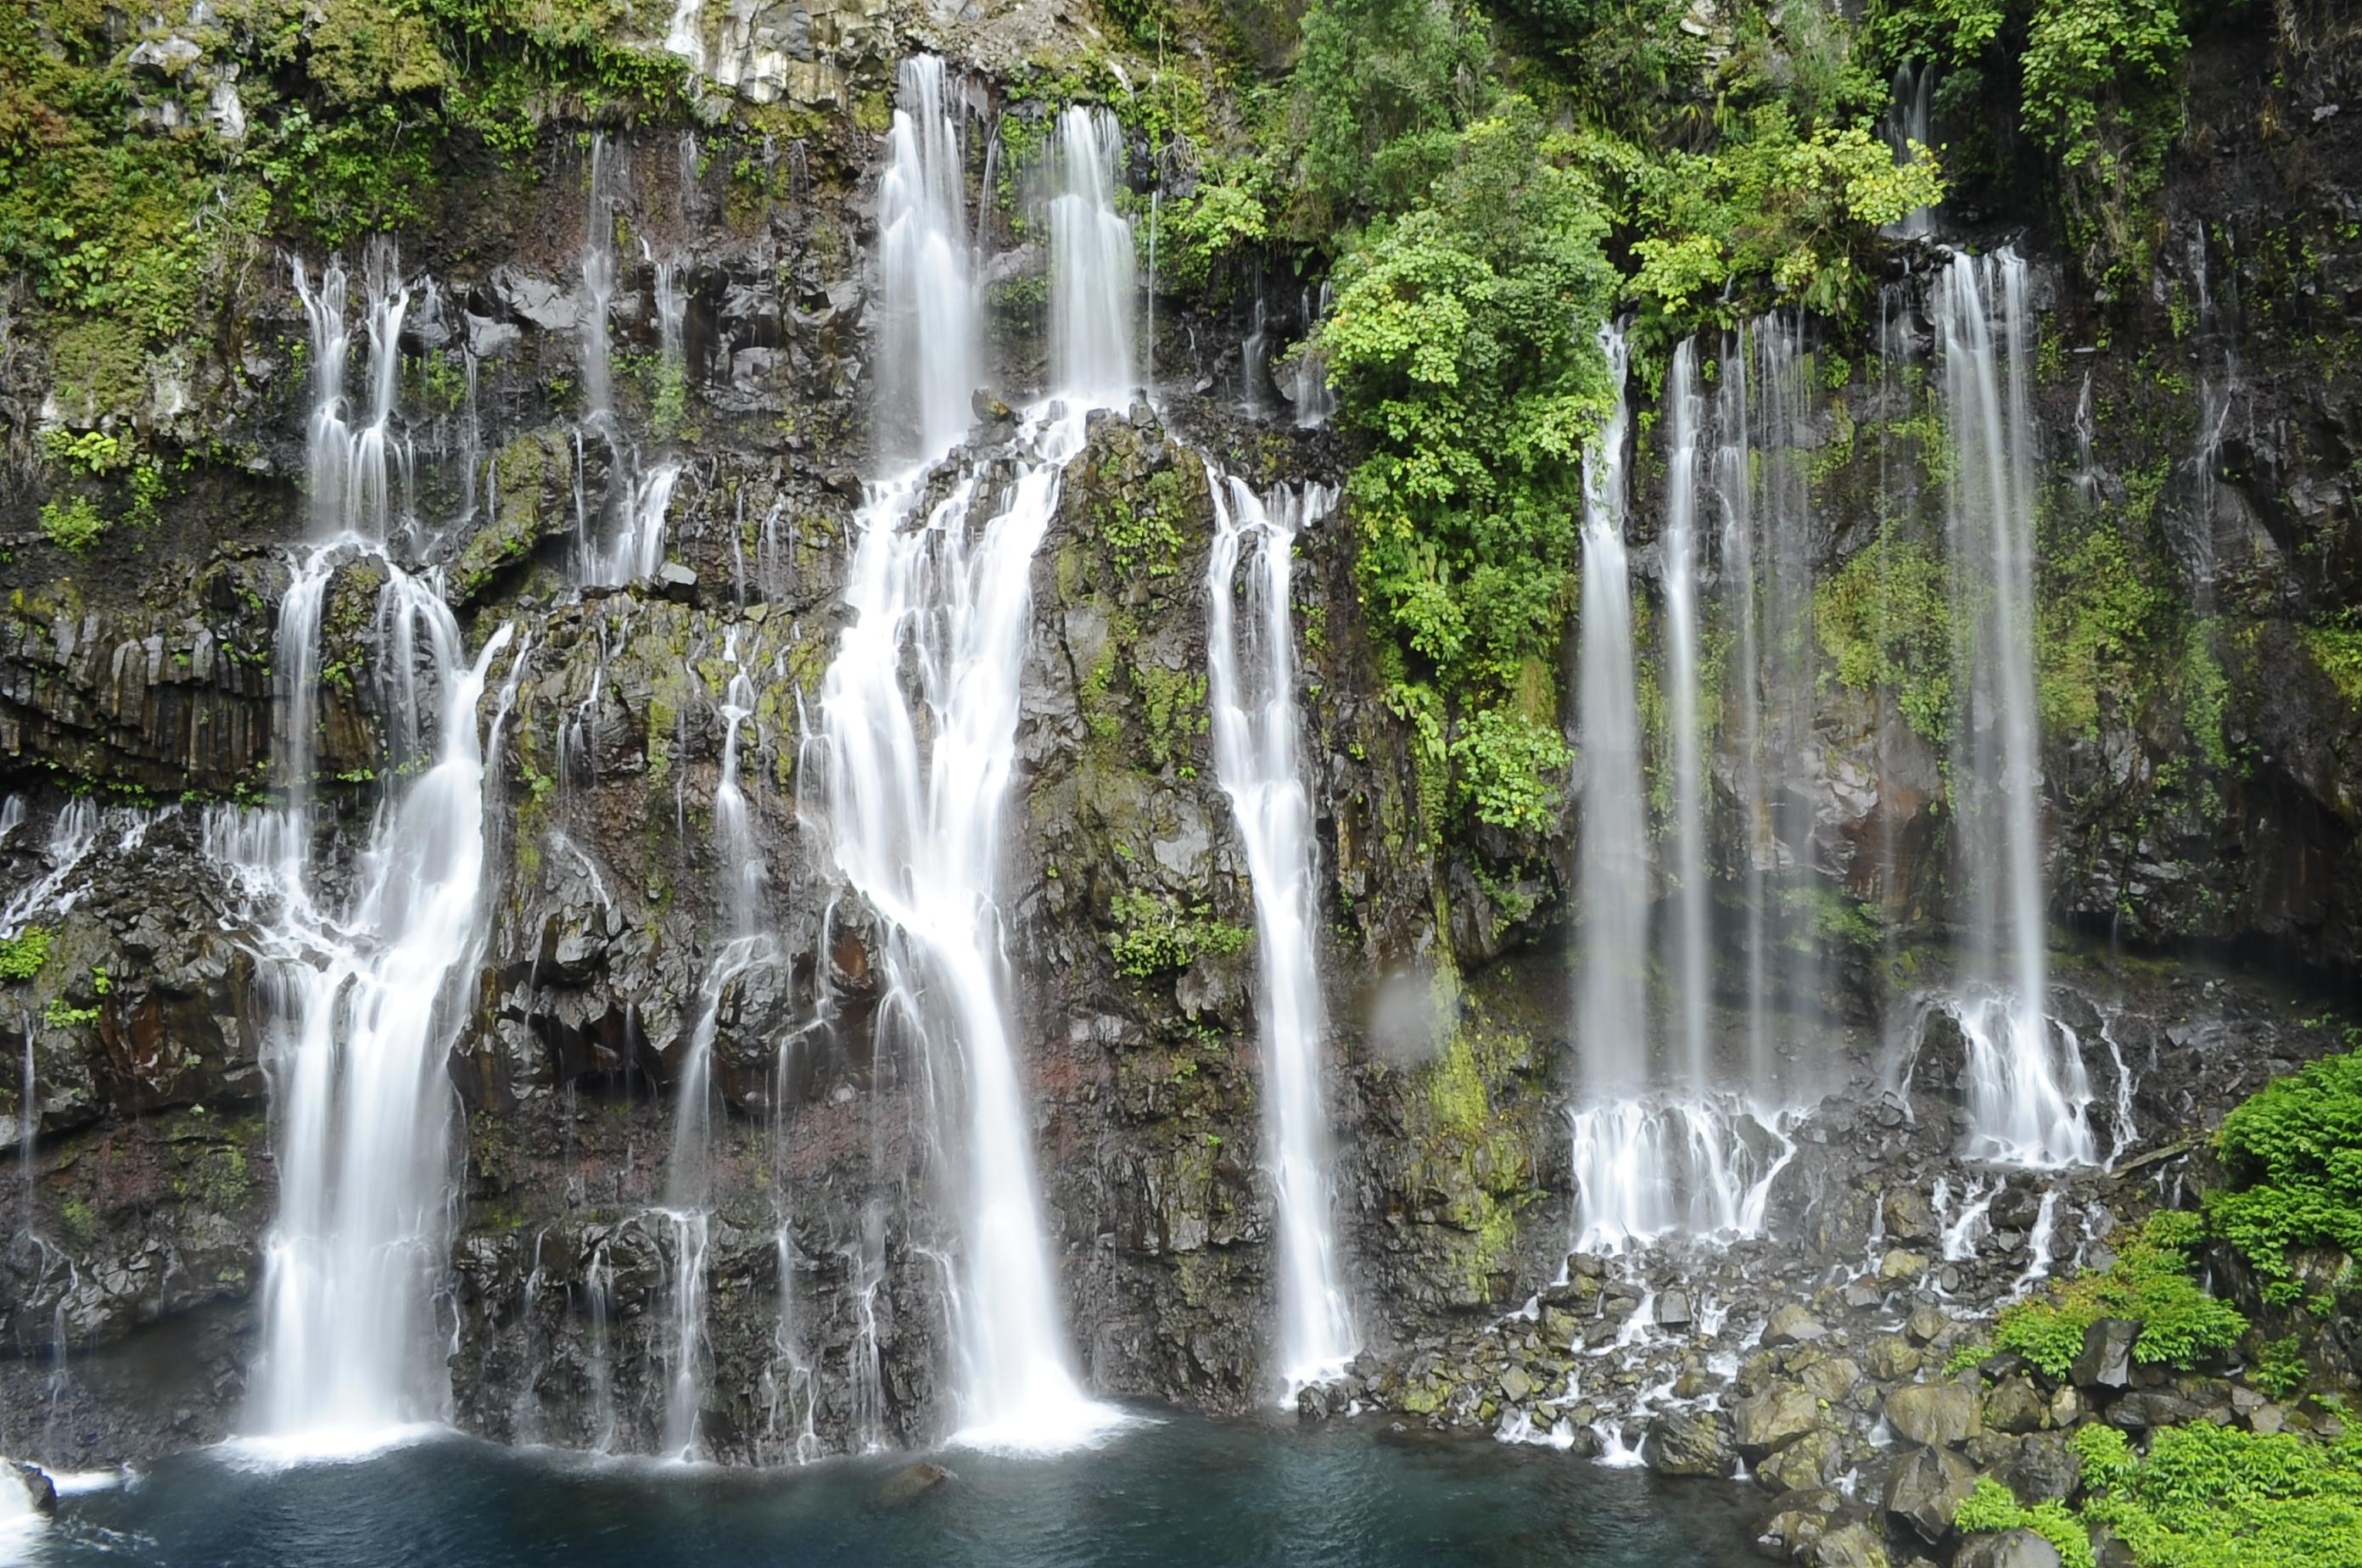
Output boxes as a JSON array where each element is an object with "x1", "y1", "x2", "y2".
[
  {"x1": 218, "y1": 599, "x2": 522, "y2": 1448},
  {"x1": 1049, "y1": 106, "x2": 1138, "y2": 409},
  {"x1": 580, "y1": 136, "x2": 616, "y2": 427},
  {"x1": 1574, "y1": 326, "x2": 1647, "y2": 1103},
  {"x1": 1883, "y1": 62, "x2": 1935, "y2": 238},
  {"x1": 1205, "y1": 473, "x2": 1357, "y2": 1400},
  {"x1": 655, "y1": 628, "x2": 766, "y2": 1459},
  {"x1": 876, "y1": 54, "x2": 978, "y2": 461},
  {"x1": 1934, "y1": 250, "x2": 2095, "y2": 1168},
  {"x1": 808, "y1": 56, "x2": 1127, "y2": 1450},
  {"x1": 1659, "y1": 340, "x2": 1710, "y2": 1090},
  {"x1": 1289, "y1": 283, "x2": 1337, "y2": 429},
  {"x1": 216, "y1": 256, "x2": 531, "y2": 1450}
]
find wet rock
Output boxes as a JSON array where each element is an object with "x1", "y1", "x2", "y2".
[
  {"x1": 1760, "y1": 1428, "x2": 1842, "y2": 1494},
  {"x1": 1880, "y1": 1251, "x2": 1930, "y2": 1285},
  {"x1": 1757, "y1": 1488, "x2": 1841, "y2": 1560},
  {"x1": 1953, "y1": 1529, "x2": 2064, "y2": 1568},
  {"x1": 1767, "y1": 1305, "x2": 1830, "y2": 1346},
  {"x1": 1984, "y1": 1375, "x2": 2049, "y2": 1434},
  {"x1": 1647, "y1": 1409, "x2": 1737, "y2": 1477},
  {"x1": 1906, "y1": 1304, "x2": 1948, "y2": 1346},
  {"x1": 1867, "y1": 1336, "x2": 1923, "y2": 1380},
  {"x1": 1809, "y1": 1520, "x2": 1893, "y2": 1568},
  {"x1": 1657, "y1": 1290, "x2": 1693, "y2": 1329},
  {"x1": 5, "y1": 1460, "x2": 55, "y2": 1515},
  {"x1": 2000, "y1": 1432, "x2": 2081, "y2": 1506},
  {"x1": 2071, "y1": 1319, "x2": 2139, "y2": 1392},
  {"x1": 1735, "y1": 1381, "x2": 1826, "y2": 1457},
  {"x1": 876, "y1": 1461, "x2": 954, "y2": 1506},
  {"x1": 1883, "y1": 1187, "x2": 1938, "y2": 1244},
  {"x1": 1798, "y1": 1356, "x2": 1863, "y2": 1406},
  {"x1": 2105, "y1": 1391, "x2": 2199, "y2": 1432},
  {"x1": 1883, "y1": 1443, "x2": 1977, "y2": 1543},
  {"x1": 1884, "y1": 1381, "x2": 1983, "y2": 1447}
]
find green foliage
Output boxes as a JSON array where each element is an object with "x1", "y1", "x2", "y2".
[
  {"x1": 2021, "y1": 0, "x2": 2189, "y2": 288},
  {"x1": 1993, "y1": 1211, "x2": 2246, "y2": 1377},
  {"x1": 2075, "y1": 1420, "x2": 2362, "y2": 1568},
  {"x1": 1629, "y1": 107, "x2": 1945, "y2": 335},
  {"x1": 1866, "y1": 0, "x2": 2005, "y2": 70},
  {"x1": 1954, "y1": 1478, "x2": 2096, "y2": 1568},
  {"x1": 2211, "y1": 1050, "x2": 2362, "y2": 1305},
  {"x1": 1323, "y1": 99, "x2": 1615, "y2": 832},
  {"x1": 2035, "y1": 518, "x2": 2171, "y2": 739},
  {"x1": 1449, "y1": 709, "x2": 1570, "y2": 834},
  {"x1": 0, "y1": 927, "x2": 53, "y2": 983},
  {"x1": 2257, "y1": 1335, "x2": 2309, "y2": 1401},
  {"x1": 1290, "y1": 0, "x2": 1491, "y2": 220},
  {"x1": 43, "y1": 998, "x2": 100, "y2": 1030},
  {"x1": 1105, "y1": 888, "x2": 1250, "y2": 978},
  {"x1": 40, "y1": 496, "x2": 108, "y2": 554},
  {"x1": 2303, "y1": 619, "x2": 2362, "y2": 707},
  {"x1": 1096, "y1": 468, "x2": 1189, "y2": 579},
  {"x1": 1814, "y1": 530, "x2": 1953, "y2": 746}
]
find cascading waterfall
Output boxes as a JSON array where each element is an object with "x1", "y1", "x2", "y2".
[
  {"x1": 580, "y1": 135, "x2": 617, "y2": 427},
  {"x1": 1658, "y1": 340, "x2": 1711, "y2": 1091},
  {"x1": 1570, "y1": 328, "x2": 1805, "y2": 1253},
  {"x1": 808, "y1": 59, "x2": 1124, "y2": 1450},
  {"x1": 1049, "y1": 106, "x2": 1138, "y2": 408},
  {"x1": 1934, "y1": 249, "x2": 2095, "y2": 1169},
  {"x1": 218, "y1": 253, "x2": 531, "y2": 1449},
  {"x1": 1289, "y1": 283, "x2": 1337, "y2": 428},
  {"x1": 1883, "y1": 62, "x2": 1935, "y2": 239},
  {"x1": 1204, "y1": 473, "x2": 1357, "y2": 1400},
  {"x1": 876, "y1": 54, "x2": 978, "y2": 461}
]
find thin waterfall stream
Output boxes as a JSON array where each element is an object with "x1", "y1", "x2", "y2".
[{"x1": 1205, "y1": 473, "x2": 1357, "y2": 1400}]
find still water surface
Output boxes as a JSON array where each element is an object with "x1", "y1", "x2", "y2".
[{"x1": 25, "y1": 1408, "x2": 1761, "y2": 1565}]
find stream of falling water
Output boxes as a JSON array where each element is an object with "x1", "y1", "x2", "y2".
[
  {"x1": 809, "y1": 65, "x2": 1127, "y2": 1451},
  {"x1": 205, "y1": 250, "x2": 529, "y2": 1453},
  {"x1": 1935, "y1": 251, "x2": 2096, "y2": 1169},
  {"x1": 1205, "y1": 473, "x2": 1357, "y2": 1401}
]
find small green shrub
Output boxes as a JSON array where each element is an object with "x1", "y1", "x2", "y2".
[
  {"x1": 2256, "y1": 1335, "x2": 2309, "y2": 1401},
  {"x1": 1993, "y1": 1210, "x2": 2244, "y2": 1377},
  {"x1": 40, "y1": 496, "x2": 108, "y2": 554},
  {"x1": 1954, "y1": 1478, "x2": 2096, "y2": 1568},
  {"x1": 1106, "y1": 888, "x2": 1250, "y2": 978},
  {"x1": 0, "y1": 927, "x2": 53, "y2": 983},
  {"x1": 42, "y1": 998, "x2": 99, "y2": 1029},
  {"x1": 2075, "y1": 1420, "x2": 2362, "y2": 1568},
  {"x1": 2211, "y1": 1050, "x2": 2362, "y2": 1305}
]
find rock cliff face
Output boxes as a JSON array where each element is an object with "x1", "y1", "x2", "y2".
[{"x1": 0, "y1": 7, "x2": 2359, "y2": 1564}]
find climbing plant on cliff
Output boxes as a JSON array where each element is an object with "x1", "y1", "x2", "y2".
[
  {"x1": 1319, "y1": 97, "x2": 1618, "y2": 834},
  {"x1": 2209, "y1": 1046, "x2": 2362, "y2": 1306}
]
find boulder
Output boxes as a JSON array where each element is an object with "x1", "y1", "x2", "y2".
[
  {"x1": 1867, "y1": 1335, "x2": 1923, "y2": 1380},
  {"x1": 1756, "y1": 1489, "x2": 1841, "y2": 1561},
  {"x1": 1767, "y1": 1304, "x2": 1831, "y2": 1346},
  {"x1": 1880, "y1": 1250, "x2": 1931, "y2": 1285},
  {"x1": 1735, "y1": 1380, "x2": 1827, "y2": 1457},
  {"x1": 1657, "y1": 1290, "x2": 1694, "y2": 1329},
  {"x1": 1647, "y1": 1409, "x2": 1737, "y2": 1477},
  {"x1": 2071, "y1": 1319, "x2": 2139, "y2": 1392},
  {"x1": 2001, "y1": 1432, "x2": 2082, "y2": 1506},
  {"x1": 1984, "y1": 1375, "x2": 2049, "y2": 1434},
  {"x1": 1885, "y1": 1381, "x2": 1984, "y2": 1447},
  {"x1": 875, "y1": 1461, "x2": 954, "y2": 1507},
  {"x1": 2105, "y1": 1391, "x2": 2199, "y2": 1432},
  {"x1": 1953, "y1": 1528, "x2": 2065, "y2": 1568},
  {"x1": 1760, "y1": 1428, "x2": 1843, "y2": 1493},
  {"x1": 1809, "y1": 1520, "x2": 1893, "y2": 1568},
  {"x1": 5, "y1": 1461, "x2": 54, "y2": 1516},
  {"x1": 1799, "y1": 1356, "x2": 1865, "y2": 1406},
  {"x1": 1883, "y1": 1186, "x2": 1939, "y2": 1243},
  {"x1": 1882, "y1": 1444, "x2": 1977, "y2": 1543},
  {"x1": 1906, "y1": 1304, "x2": 1948, "y2": 1346}
]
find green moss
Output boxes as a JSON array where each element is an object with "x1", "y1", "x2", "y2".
[
  {"x1": 2036, "y1": 519, "x2": 2170, "y2": 740},
  {"x1": 0, "y1": 927, "x2": 53, "y2": 983},
  {"x1": 1814, "y1": 529, "x2": 1953, "y2": 746},
  {"x1": 1105, "y1": 888, "x2": 1249, "y2": 977},
  {"x1": 1131, "y1": 664, "x2": 1207, "y2": 768}
]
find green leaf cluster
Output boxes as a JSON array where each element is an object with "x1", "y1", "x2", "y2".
[
  {"x1": 1813, "y1": 529, "x2": 1955, "y2": 747},
  {"x1": 2074, "y1": 1421, "x2": 2362, "y2": 1568},
  {"x1": 0, "y1": 927, "x2": 54, "y2": 983},
  {"x1": 1991, "y1": 1210, "x2": 2246, "y2": 1377},
  {"x1": 2211, "y1": 1049, "x2": 2362, "y2": 1305},
  {"x1": 1953, "y1": 1478, "x2": 2096, "y2": 1568},
  {"x1": 1105, "y1": 888, "x2": 1249, "y2": 978}
]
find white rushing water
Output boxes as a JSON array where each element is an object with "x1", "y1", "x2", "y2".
[
  {"x1": 219, "y1": 253, "x2": 529, "y2": 1452},
  {"x1": 809, "y1": 62, "x2": 1126, "y2": 1451},
  {"x1": 1658, "y1": 340, "x2": 1711, "y2": 1090},
  {"x1": 1205, "y1": 473, "x2": 1357, "y2": 1400},
  {"x1": 1935, "y1": 251, "x2": 2095, "y2": 1168}
]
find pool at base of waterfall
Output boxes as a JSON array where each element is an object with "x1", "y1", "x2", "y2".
[{"x1": 19, "y1": 1409, "x2": 1761, "y2": 1566}]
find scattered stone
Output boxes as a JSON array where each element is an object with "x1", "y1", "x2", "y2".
[
  {"x1": 1735, "y1": 1381, "x2": 1826, "y2": 1457},
  {"x1": 875, "y1": 1461, "x2": 954, "y2": 1507},
  {"x1": 1867, "y1": 1336, "x2": 1923, "y2": 1380},
  {"x1": 1500, "y1": 1365, "x2": 1532, "y2": 1403},
  {"x1": 1756, "y1": 1489, "x2": 1840, "y2": 1560},
  {"x1": 1646, "y1": 1409, "x2": 1737, "y2": 1477},
  {"x1": 1884, "y1": 1380, "x2": 1984, "y2": 1447},
  {"x1": 656, "y1": 561, "x2": 700, "y2": 599},
  {"x1": 6, "y1": 1461, "x2": 55, "y2": 1516},
  {"x1": 2001, "y1": 1432, "x2": 2081, "y2": 1505},
  {"x1": 1767, "y1": 1305, "x2": 1830, "y2": 1346},
  {"x1": 1952, "y1": 1528, "x2": 2064, "y2": 1568},
  {"x1": 1984, "y1": 1375, "x2": 2049, "y2": 1434},
  {"x1": 1808, "y1": 1520, "x2": 1894, "y2": 1568},
  {"x1": 1845, "y1": 1281, "x2": 1887, "y2": 1312},
  {"x1": 1883, "y1": 1443, "x2": 1977, "y2": 1543},
  {"x1": 1906, "y1": 1304, "x2": 1948, "y2": 1346},
  {"x1": 2250, "y1": 1403, "x2": 2287, "y2": 1435},
  {"x1": 1879, "y1": 1250, "x2": 1930, "y2": 1285},
  {"x1": 1799, "y1": 1357, "x2": 1864, "y2": 1406},
  {"x1": 1883, "y1": 1186, "x2": 1939, "y2": 1243},
  {"x1": 1656, "y1": 1290, "x2": 1693, "y2": 1329},
  {"x1": 1760, "y1": 1428, "x2": 1842, "y2": 1494},
  {"x1": 2071, "y1": 1319, "x2": 2139, "y2": 1392}
]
